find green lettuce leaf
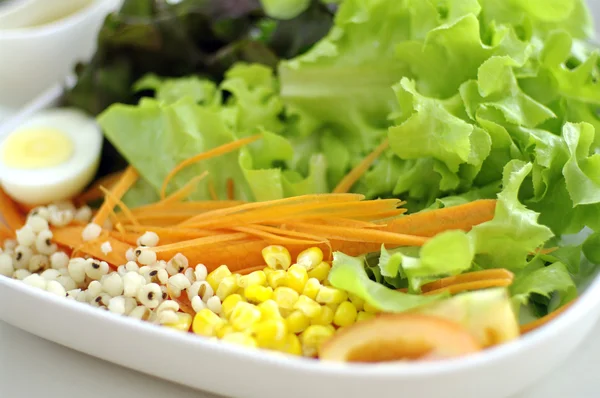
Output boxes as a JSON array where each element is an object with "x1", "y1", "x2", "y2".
[
  {"x1": 511, "y1": 261, "x2": 577, "y2": 308},
  {"x1": 469, "y1": 160, "x2": 554, "y2": 269},
  {"x1": 328, "y1": 252, "x2": 445, "y2": 313}
]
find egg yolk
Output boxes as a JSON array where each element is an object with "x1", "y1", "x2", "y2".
[{"x1": 1, "y1": 128, "x2": 74, "y2": 169}]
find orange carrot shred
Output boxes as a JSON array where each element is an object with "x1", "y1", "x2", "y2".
[
  {"x1": 423, "y1": 279, "x2": 513, "y2": 296},
  {"x1": 227, "y1": 178, "x2": 235, "y2": 201},
  {"x1": 99, "y1": 186, "x2": 139, "y2": 226},
  {"x1": 74, "y1": 170, "x2": 124, "y2": 206},
  {"x1": 420, "y1": 269, "x2": 514, "y2": 293},
  {"x1": 0, "y1": 188, "x2": 26, "y2": 232},
  {"x1": 520, "y1": 300, "x2": 576, "y2": 334},
  {"x1": 333, "y1": 139, "x2": 389, "y2": 194},
  {"x1": 92, "y1": 166, "x2": 138, "y2": 228},
  {"x1": 160, "y1": 134, "x2": 262, "y2": 199},
  {"x1": 158, "y1": 171, "x2": 209, "y2": 205},
  {"x1": 232, "y1": 226, "x2": 324, "y2": 246}
]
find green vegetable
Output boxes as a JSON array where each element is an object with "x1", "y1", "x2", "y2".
[{"x1": 328, "y1": 252, "x2": 445, "y2": 313}]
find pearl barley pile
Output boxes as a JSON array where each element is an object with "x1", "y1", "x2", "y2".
[{"x1": 2, "y1": 202, "x2": 369, "y2": 358}]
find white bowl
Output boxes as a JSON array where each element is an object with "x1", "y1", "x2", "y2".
[
  {"x1": 0, "y1": 0, "x2": 121, "y2": 108},
  {"x1": 2, "y1": 84, "x2": 600, "y2": 398}
]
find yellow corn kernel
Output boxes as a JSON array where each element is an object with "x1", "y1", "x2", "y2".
[
  {"x1": 333, "y1": 301, "x2": 358, "y2": 327},
  {"x1": 285, "y1": 264, "x2": 308, "y2": 293},
  {"x1": 222, "y1": 332, "x2": 258, "y2": 348},
  {"x1": 216, "y1": 275, "x2": 239, "y2": 301},
  {"x1": 273, "y1": 286, "x2": 299, "y2": 310},
  {"x1": 300, "y1": 325, "x2": 335, "y2": 357},
  {"x1": 296, "y1": 247, "x2": 323, "y2": 270},
  {"x1": 244, "y1": 285, "x2": 273, "y2": 303},
  {"x1": 216, "y1": 324, "x2": 236, "y2": 338},
  {"x1": 356, "y1": 311, "x2": 376, "y2": 322},
  {"x1": 192, "y1": 308, "x2": 226, "y2": 337},
  {"x1": 363, "y1": 300, "x2": 381, "y2": 314},
  {"x1": 238, "y1": 270, "x2": 267, "y2": 288},
  {"x1": 281, "y1": 333, "x2": 302, "y2": 356},
  {"x1": 262, "y1": 245, "x2": 292, "y2": 270},
  {"x1": 311, "y1": 305, "x2": 334, "y2": 326},
  {"x1": 307, "y1": 261, "x2": 331, "y2": 282},
  {"x1": 229, "y1": 302, "x2": 262, "y2": 331},
  {"x1": 206, "y1": 265, "x2": 232, "y2": 291},
  {"x1": 222, "y1": 294, "x2": 245, "y2": 319},
  {"x1": 293, "y1": 295, "x2": 322, "y2": 319},
  {"x1": 267, "y1": 269, "x2": 287, "y2": 289},
  {"x1": 347, "y1": 293, "x2": 365, "y2": 312},
  {"x1": 253, "y1": 318, "x2": 288, "y2": 349},
  {"x1": 257, "y1": 299, "x2": 282, "y2": 320},
  {"x1": 263, "y1": 267, "x2": 274, "y2": 275},
  {"x1": 163, "y1": 312, "x2": 193, "y2": 332},
  {"x1": 315, "y1": 286, "x2": 348, "y2": 305},
  {"x1": 302, "y1": 278, "x2": 321, "y2": 300},
  {"x1": 286, "y1": 310, "x2": 310, "y2": 334}
]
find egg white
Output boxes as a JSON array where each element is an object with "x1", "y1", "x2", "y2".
[{"x1": 0, "y1": 108, "x2": 103, "y2": 205}]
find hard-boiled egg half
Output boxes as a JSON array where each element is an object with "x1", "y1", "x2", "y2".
[{"x1": 0, "y1": 108, "x2": 103, "y2": 205}]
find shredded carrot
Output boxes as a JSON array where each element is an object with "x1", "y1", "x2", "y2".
[
  {"x1": 52, "y1": 227, "x2": 133, "y2": 267},
  {"x1": 151, "y1": 232, "x2": 250, "y2": 259},
  {"x1": 285, "y1": 222, "x2": 429, "y2": 246},
  {"x1": 92, "y1": 167, "x2": 138, "y2": 228},
  {"x1": 381, "y1": 199, "x2": 497, "y2": 237},
  {"x1": 423, "y1": 279, "x2": 513, "y2": 296},
  {"x1": 236, "y1": 265, "x2": 267, "y2": 275},
  {"x1": 232, "y1": 226, "x2": 324, "y2": 246},
  {"x1": 0, "y1": 188, "x2": 26, "y2": 233},
  {"x1": 0, "y1": 223, "x2": 13, "y2": 241},
  {"x1": 169, "y1": 288, "x2": 195, "y2": 316},
  {"x1": 520, "y1": 300, "x2": 576, "y2": 334},
  {"x1": 178, "y1": 193, "x2": 364, "y2": 227},
  {"x1": 333, "y1": 139, "x2": 389, "y2": 194},
  {"x1": 74, "y1": 170, "x2": 124, "y2": 206},
  {"x1": 208, "y1": 179, "x2": 219, "y2": 201},
  {"x1": 419, "y1": 269, "x2": 514, "y2": 293},
  {"x1": 160, "y1": 134, "x2": 262, "y2": 199},
  {"x1": 132, "y1": 200, "x2": 245, "y2": 214},
  {"x1": 99, "y1": 186, "x2": 139, "y2": 226},
  {"x1": 227, "y1": 178, "x2": 235, "y2": 201},
  {"x1": 157, "y1": 171, "x2": 209, "y2": 205}
]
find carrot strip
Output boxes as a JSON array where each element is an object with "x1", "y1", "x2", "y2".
[
  {"x1": 0, "y1": 188, "x2": 26, "y2": 232},
  {"x1": 333, "y1": 139, "x2": 389, "y2": 194},
  {"x1": 227, "y1": 178, "x2": 235, "y2": 201},
  {"x1": 423, "y1": 279, "x2": 513, "y2": 296},
  {"x1": 251, "y1": 224, "x2": 329, "y2": 243},
  {"x1": 169, "y1": 289, "x2": 195, "y2": 316},
  {"x1": 420, "y1": 269, "x2": 514, "y2": 293},
  {"x1": 99, "y1": 186, "x2": 139, "y2": 226},
  {"x1": 381, "y1": 199, "x2": 497, "y2": 237},
  {"x1": 285, "y1": 222, "x2": 429, "y2": 246},
  {"x1": 181, "y1": 198, "x2": 396, "y2": 229},
  {"x1": 237, "y1": 265, "x2": 267, "y2": 275},
  {"x1": 0, "y1": 223, "x2": 13, "y2": 241},
  {"x1": 132, "y1": 200, "x2": 244, "y2": 214},
  {"x1": 74, "y1": 171, "x2": 124, "y2": 206},
  {"x1": 161, "y1": 134, "x2": 262, "y2": 199},
  {"x1": 208, "y1": 179, "x2": 219, "y2": 201},
  {"x1": 52, "y1": 227, "x2": 133, "y2": 267},
  {"x1": 150, "y1": 232, "x2": 253, "y2": 254},
  {"x1": 158, "y1": 171, "x2": 209, "y2": 205},
  {"x1": 92, "y1": 167, "x2": 138, "y2": 228},
  {"x1": 520, "y1": 301, "x2": 576, "y2": 334},
  {"x1": 232, "y1": 226, "x2": 324, "y2": 246},
  {"x1": 178, "y1": 193, "x2": 364, "y2": 227}
]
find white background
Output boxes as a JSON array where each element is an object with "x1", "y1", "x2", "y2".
[{"x1": 1, "y1": 1, "x2": 600, "y2": 397}]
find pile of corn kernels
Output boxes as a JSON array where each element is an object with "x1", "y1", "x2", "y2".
[{"x1": 0, "y1": 202, "x2": 377, "y2": 358}]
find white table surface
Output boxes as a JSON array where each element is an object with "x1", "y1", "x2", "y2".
[{"x1": 3, "y1": 2, "x2": 600, "y2": 396}]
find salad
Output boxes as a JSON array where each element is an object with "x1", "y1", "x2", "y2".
[{"x1": 0, "y1": 0, "x2": 599, "y2": 363}]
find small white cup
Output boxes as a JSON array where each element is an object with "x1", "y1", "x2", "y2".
[{"x1": 0, "y1": 0, "x2": 121, "y2": 108}]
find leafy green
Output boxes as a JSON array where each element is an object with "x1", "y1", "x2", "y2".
[
  {"x1": 511, "y1": 261, "x2": 577, "y2": 309},
  {"x1": 328, "y1": 252, "x2": 445, "y2": 313},
  {"x1": 470, "y1": 160, "x2": 554, "y2": 269}
]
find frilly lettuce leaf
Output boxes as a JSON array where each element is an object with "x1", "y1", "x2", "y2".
[
  {"x1": 328, "y1": 251, "x2": 445, "y2": 313},
  {"x1": 469, "y1": 160, "x2": 554, "y2": 269}
]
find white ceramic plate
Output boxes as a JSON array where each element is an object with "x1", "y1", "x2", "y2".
[{"x1": 2, "y1": 84, "x2": 600, "y2": 398}]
